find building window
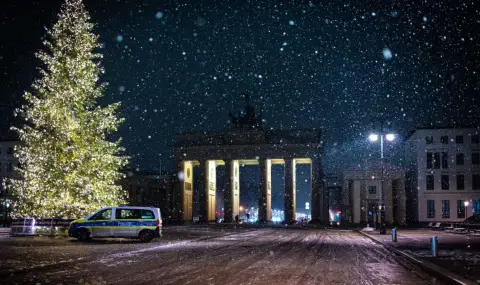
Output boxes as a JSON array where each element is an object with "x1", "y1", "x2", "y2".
[
  {"x1": 367, "y1": 186, "x2": 376, "y2": 194},
  {"x1": 457, "y1": 200, "x2": 466, "y2": 218},
  {"x1": 472, "y1": 134, "x2": 480, "y2": 144},
  {"x1": 427, "y1": 152, "x2": 433, "y2": 169},
  {"x1": 456, "y1": 153, "x2": 465, "y2": 165},
  {"x1": 425, "y1": 136, "x2": 434, "y2": 144},
  {"x1": 457, "y1": 174, "x2": 465, "y2": 190},
  {"x1": 456, "y1": 135, "x2": 464, "y2": 144},
  {"x1": 441, "y1": 136, "x2": 449, "y2": 144},
  {"x1": 7, "y1": 161, "x2": 12, "y2": 173},
  {"x1": 473, "y1": 200, "x2": 480, "y2": 216},
  {"x1": 441, "y1": 152, "x2": 448, "y2": 169},
  {"x1": 441, "y1": 175, "x2": 449, "y2": 190},
  {"x1": 427, "y1": 200, "x2": 435, "y2": 218},
  {"x1": 428, "y1": 152, "x2": 448, "y2": 169},
  {"x1": 426, "y1": 175, "x2": 434, "y2": 190},
  {"x1": 472, "y1": 152, "x2": 480, "y2": 166},
  {"x1": 434, "y1": 152, "x2": 441, "y2": 169},
  {"x1": 442, "y1": 200, "x2": 450, "y2": 218},
  {"x1": 473, "y1": 174, "x2": 480, "y2": 190}
]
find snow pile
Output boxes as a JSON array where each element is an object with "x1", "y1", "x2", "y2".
[{"x1": 362, "y1": 227, "x2": 375, "y2": 232}]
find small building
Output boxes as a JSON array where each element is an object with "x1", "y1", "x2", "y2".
[
  {"x1": 0, "y1": 134, "x2": 21, "y2": 224},
  {"x1": 342, "y1": 161, "x2": 407, "y2": 226},
  {"x1": 0, "y1": 135, "x2": 21, "y2": 181},
  {"x1": 404, "y1": 127, "x2": 480, "y2": 223}
]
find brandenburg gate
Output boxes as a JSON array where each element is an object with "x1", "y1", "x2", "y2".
[{"x1": 173, "y1": 95, "x2": 326, "y2": 224}]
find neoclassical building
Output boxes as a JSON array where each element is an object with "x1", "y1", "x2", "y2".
[
  {"x1": 172, "y1": 95, "x2": 326, "y2": 224},
  {"x1": 342, "y1": 161, "x2": 407, "y2": 226}
]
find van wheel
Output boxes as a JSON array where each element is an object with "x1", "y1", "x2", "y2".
[
  {"x1": 139, "y1": 230, "x2": 154, "y2": 243},
  {"x1": 77, "y1": 229, "x2": 91, "y2": 242}
]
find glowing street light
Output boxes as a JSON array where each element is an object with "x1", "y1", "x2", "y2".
[
  {"x1": 464, "y1": 201, "x2": 470, "y2": 218},
  {"x1": 386, "y1": 133, "x2": 396, "y2": 141},
  {"x1": 368, "y1": 130, "x2": 397, "y2": 235}
]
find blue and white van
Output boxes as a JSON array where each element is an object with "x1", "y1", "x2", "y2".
[{"x1": 68, "y1": 206, "x2": 162, "y2": 243}]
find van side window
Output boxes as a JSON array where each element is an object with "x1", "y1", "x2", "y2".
[
  {"x1": 115, "y1": 209, "x2": 155, "y2": 219},
  {"x1": 116, "y1": 209, "x2": 140, "y2": 219},
  {"x1": 140, "y1": 210, "x2": 155, "y2": 219},
  {"x1": 89, "y1": 208, "x2": 112, "y2": 221}
]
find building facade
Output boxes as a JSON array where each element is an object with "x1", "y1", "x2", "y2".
[
  {"x1": 118, "y1": 169, "x2": 177, "y2": 219},
  {"x1": 0, "y1": 138, "x2": 21, "y2": 181},
  {"x1": 342, "y1": 161, "x2": 407, "y2": 226},
  {"x1": 404, "y1": 128, "x2": 480, "y2": 223},
  {"x1": 0, "y1": 136, "x2": 21, "y2": 224}
]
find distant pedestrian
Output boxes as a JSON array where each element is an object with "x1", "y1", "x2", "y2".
[
  {"x1": 246, "y1": 213, "x2": 250, "y2": 220},
  {"x1": 235, "y1": 215, "x2": 239, "y2": 224}
]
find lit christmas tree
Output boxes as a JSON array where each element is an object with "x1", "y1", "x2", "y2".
[{"x1": 10, "y1": 0, "x2": 128, "y2": 219}]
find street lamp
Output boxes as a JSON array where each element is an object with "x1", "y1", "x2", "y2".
[
  {"x1": 368, "y1": 131, "x2": 396, "y2": 235},
  {"x1": 464, "y1": 201, "x2": 470, "y2": 218}
]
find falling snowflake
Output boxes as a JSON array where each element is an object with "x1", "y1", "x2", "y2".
[
  {"x1": 155, "y1": 11, "x2": 164, "y2": 19},
  {"x1": 382, "y1": 48, "x2": 392, "y2": 60}
]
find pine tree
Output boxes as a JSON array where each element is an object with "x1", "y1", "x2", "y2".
[{"x1": 10, "y1": 0, "x2": 128, "y2": 219}]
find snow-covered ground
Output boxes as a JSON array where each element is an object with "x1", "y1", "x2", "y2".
[
  {"x1": 0, "y1": 227, "x2": 445, "y2": 284},
  {"x1": 365, "y1": 229, "x2": 480, "y2": 282}
]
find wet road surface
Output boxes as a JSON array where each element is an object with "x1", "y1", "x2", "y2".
[{"x1": 0, "y1": 227, "x2": 445, "y2": 285}]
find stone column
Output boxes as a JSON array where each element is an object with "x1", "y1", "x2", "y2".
[
  {"x1": 198, "y1": 160, "x2": 206, "y2": 223},
  {"x1": 385, "y1": 178, "x2": 394, "y2": 225},
  {"x1": 224, "y1": 160, "x2": 240, "y2": 223},
  {"x1": 258, "y1": 159, "x2": 272, "y2": 223},
  {"x1": 232, "y1": 160, "x2": 240, "y2": 220},
  {"x1": 181, "y1": 161, "x2": 194, "y2": 222},
  {"x1": 206, "y1": 160, "x2": 217, "y2": 222},
  {"x1": 395, "y1": 175, "x2": 407, "y2": 226},
  {"x1": 353, "y1": 180, "x2": 361, "y2": 224},
  {"x1": 311, "y1": 157, "x2": 325, "y2": 223},
  {"x1": 284, "y1": 158, "x2": 296, "y2": 223}
]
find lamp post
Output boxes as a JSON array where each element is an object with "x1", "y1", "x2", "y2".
[
  {"x1": 464, "y1": 201, "x2": 470, "y2": 218},
  {"x1": 369, "y1": 132, "x2": 396, "y2": 235}
]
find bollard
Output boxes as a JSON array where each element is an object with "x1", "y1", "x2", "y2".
[
  {"x1": 430, "y1": 236, "x2": 438, "y2": 257},
  {"x1": 392, "y1": 228, "x2": 397, "y2": 242}
]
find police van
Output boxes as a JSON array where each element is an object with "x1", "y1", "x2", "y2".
[{"x1": 68, "y1": 205, "x2": 162, "y2": 243}]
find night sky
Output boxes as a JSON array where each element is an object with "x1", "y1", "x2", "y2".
[{"x1": 1, "y1": 0, "x2": 479, "y2": 178}]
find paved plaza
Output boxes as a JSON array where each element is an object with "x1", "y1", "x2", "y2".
[{"x1": 0, "y1": 226, "x2": 448, "y2": 285}]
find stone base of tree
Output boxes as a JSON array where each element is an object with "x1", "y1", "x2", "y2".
[{"x1": 10, "y1": 218, "x2": 74, "y2": 237}]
